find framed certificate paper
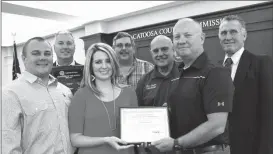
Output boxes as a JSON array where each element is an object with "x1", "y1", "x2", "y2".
[{"x1": 120, "y1": 107, "x2": 170, "y2": 144}]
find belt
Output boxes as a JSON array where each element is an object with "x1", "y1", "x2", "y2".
[
  {"x1": 193, "y1": 144, "x2": 226, "y2": 153},
  {"x1": 177, "y1": 144, "x2": 226, "y2": 154}
]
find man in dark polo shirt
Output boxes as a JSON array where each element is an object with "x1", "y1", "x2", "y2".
[
  {"x1": 136, "y1": 34, "x2": 180, "y2": 108},
  {"x1": 136, "y1": 35, "x2": 180, "y2": 154},
  {"x1": 151, "y1": 18, "x2": 234, "y2": 154}
]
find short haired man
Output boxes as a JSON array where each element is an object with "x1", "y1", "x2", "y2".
[
  {"x1": 53, "y1": 30, "x2": 81, "y2": 66},
  {"x1": 2, "y1": 37, "x2": 74, "y2": 154},
  {"x1": 136, "y1": 35, "x2": 180, "y2": 154},
  {"x1": 136, "y1": 35, "x2": 180, "y2": 107},
  {"x1": 113, "y1": 32, "x2": 154, "y2": 89},
  {"x1": 52, "y1": 30, "x2": 83, "y2": 95},
  {"x1": 218, "y1": 15, "x2": 273, "y2": 154},
  {"x1": 151, "y1": 18, "x2": 234, "y2": 154}
]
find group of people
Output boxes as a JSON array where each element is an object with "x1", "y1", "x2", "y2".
[{"x1": 2, "y1": 15, "x2": 272, "y2": 154}]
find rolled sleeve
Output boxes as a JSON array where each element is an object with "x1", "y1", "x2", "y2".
[
  {"x1": 2, "y1": 90, "x2": 23, "y2": 154},
  {"x1": 68, "y1": 88, "x2": 86, "y2": 134},
  {"x1": 203, "y1": 67, "x2": 234, "y2": 114}
]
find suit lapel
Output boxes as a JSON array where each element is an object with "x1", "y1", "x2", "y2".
[{"x1": 233, "y1": 50, "x2": 251, "y2": 88}]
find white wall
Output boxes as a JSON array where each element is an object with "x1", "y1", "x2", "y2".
[{"x1": 2, "y1": 47, "x2": 15, "y2": 87}]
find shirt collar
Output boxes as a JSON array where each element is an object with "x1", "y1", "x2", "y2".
[
  {"x1": 188, "y1": 52, "x2": 208, "y2": 70},
  {"x1": 56, "y1": 60, "x2": 76, "y2": 66},
  {"x1": 224, "y1": 47, "x2": 244, "y2": 65},
  {"x1": 21, "y1": 71, "x2": 58, "y2": 86},
  {"x1": 151, "y1": 62, "x2": 179, "y2": 79}
]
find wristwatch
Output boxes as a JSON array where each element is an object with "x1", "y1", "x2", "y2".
[{"x1": 173, "y1": 139, "x2": 183, "y2": 151}]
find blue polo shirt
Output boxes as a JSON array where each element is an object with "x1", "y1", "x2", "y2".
[
  {"x1": 136, "y1": 62, "x2": 180, "y2": 107},
  {"x1": 169, "y1": 52, "x2": 234, "y2": 146}
]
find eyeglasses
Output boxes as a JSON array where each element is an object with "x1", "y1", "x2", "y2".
[{"x1": 115, "y1": 43, "x2": 132, "y2": 49}]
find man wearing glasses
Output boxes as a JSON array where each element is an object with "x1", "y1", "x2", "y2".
[{"x1": 113, "y1": 32, "x2": 154, "y2": 89}]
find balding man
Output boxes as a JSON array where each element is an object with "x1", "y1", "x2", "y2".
[
  {"x1": 136, "y1": 35, "x2": 180, "y2": 108},
  {"x1": 2, "y1": 37, "x2": 74, "y2": 154},
  {"x1": 151, "y1": 18, "x2": 234, "y2": 154},
  {"x1": 136, "y1": 35, "x2": 180, "y2": 154},
  {"x1": 53, "y1": 30, "x2": 81, "y2": 66}
]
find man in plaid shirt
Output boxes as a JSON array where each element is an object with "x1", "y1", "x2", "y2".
[{"x1": 113, "y1": 32, "x2": 154, "y2": 89}]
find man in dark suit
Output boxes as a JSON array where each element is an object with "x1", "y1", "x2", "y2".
[
  {"x1": 53, "y1": 30, "x2": 82, "y2": 66},
  {"x1": 218, "y1": 15, "x2": 273, "y2": 154}
]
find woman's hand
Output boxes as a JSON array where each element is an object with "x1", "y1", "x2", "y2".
[{"x1": 104, "y1": 136, "x2": 133, "y2": 151}]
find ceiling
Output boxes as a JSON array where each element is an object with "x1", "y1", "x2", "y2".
[{"x1": 1, "y1": 1, "x2": 173, "y2": 46}]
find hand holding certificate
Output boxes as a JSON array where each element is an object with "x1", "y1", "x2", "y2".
[{"x1": 120, "y1": 107, "x2": 170, "y2": 144}]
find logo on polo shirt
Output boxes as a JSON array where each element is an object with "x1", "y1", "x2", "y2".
[
  {"x1": 171, "y1": 77, "x2": 180, "y2": 82},
  {"x1": 182, "y1": 76, "x2": 206, "y2": 79},
  {"x1": 145, "y1": 84, "x2": 157, "y2": 90},
  {"x1": 218, "y1": 102, "x2": 225, "y2": 106}
]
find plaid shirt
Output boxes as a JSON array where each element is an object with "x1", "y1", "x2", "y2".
[{"x1": 118, "y1": 58, "x2": 154, "y2": 89}]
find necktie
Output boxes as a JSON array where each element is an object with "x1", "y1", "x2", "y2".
[{"x1": 224, "y1": 57, "x2": 233, "y2": 75}]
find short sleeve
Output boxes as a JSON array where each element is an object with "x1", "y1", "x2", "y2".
[
  {"x1": 203, "y1": 67, "x2": 234, "y2": 114},
  {"x1": 68, "y1": 88, "x2": 86, "y2": 134}
]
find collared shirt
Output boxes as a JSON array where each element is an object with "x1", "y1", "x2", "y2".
[
  {"x1": 169, "y1": 52, "x2": 234, "y2": 146},
  {"x1": 117, "y1": 58, "x2": 154, "y2": 89},
  {"x1": 223, "y1": 47, "x2": 244, "y2": 80},
  {"x1": 2, "y1": 71, "x2": 74, "y2": 154},
  {"x1": 136, "y1": 62, "x2": 180, "y2": 107},
  {"x1": 56, "y1": 60, "x2": 76, "y2": 66}
]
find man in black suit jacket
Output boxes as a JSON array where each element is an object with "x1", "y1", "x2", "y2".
[
  {"x1": 53, "y1": 30, "x2": 82, "y2": 66},
  {"x1": 218, "y1": 15, "x2": 273, "y2": 154}
]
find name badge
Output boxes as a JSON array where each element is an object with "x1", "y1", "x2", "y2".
[{"x1": 145, "y1": 84, "x2": 157, "y2": 90}]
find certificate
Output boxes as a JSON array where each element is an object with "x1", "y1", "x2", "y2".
[{"x1": 120, "y1": 107, "x2": 170, "y2": 144}]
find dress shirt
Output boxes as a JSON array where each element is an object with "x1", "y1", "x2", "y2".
[
  {"x1": 2, "y1": 71, "x2": 74, "y2": 154},
  {"x1": 223, "y1": 47, "x2": 244, "y2": 80}
]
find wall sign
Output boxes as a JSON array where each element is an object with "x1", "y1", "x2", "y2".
[
  {"x1": 132, "y1": 27, "x2": 173, "y2": 40},
  {"x1": 131, "y1": 18, "x2": 223, "y2": 40}
]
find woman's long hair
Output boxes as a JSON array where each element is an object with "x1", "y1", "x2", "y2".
[{"x1": 80, "y1": 43, "x2": 120, "y2": 96}]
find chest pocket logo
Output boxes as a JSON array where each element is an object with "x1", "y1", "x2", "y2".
[
  {"x1": 218, "y1": 102, "x2": 225, "y2": 106},
  {"x1": 145, "y1": 84, "x2": 157, "y2": 90}
]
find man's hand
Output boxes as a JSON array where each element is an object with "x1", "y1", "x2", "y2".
[{"x1": 151, "y1": 137, "x2": 174, "y2": 152}]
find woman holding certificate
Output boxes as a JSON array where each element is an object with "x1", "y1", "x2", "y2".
[{"x1": 68, "y1": 43, "x2": 137, "y2": 154}]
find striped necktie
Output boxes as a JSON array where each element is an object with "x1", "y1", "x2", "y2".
[{"x1": 224, "y1": 57, "x2": 233, "y2": 75}]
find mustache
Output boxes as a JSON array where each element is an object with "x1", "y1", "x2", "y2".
[
  {"x1": 60, "y1": 49, "x2": 72, "y2": 52},
  {"x1": 155, "y1": 55, "x2": 168, "y2": 60},
  {"x1": 119, "y1": 50, "x2": 129, "y2": 54}
]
